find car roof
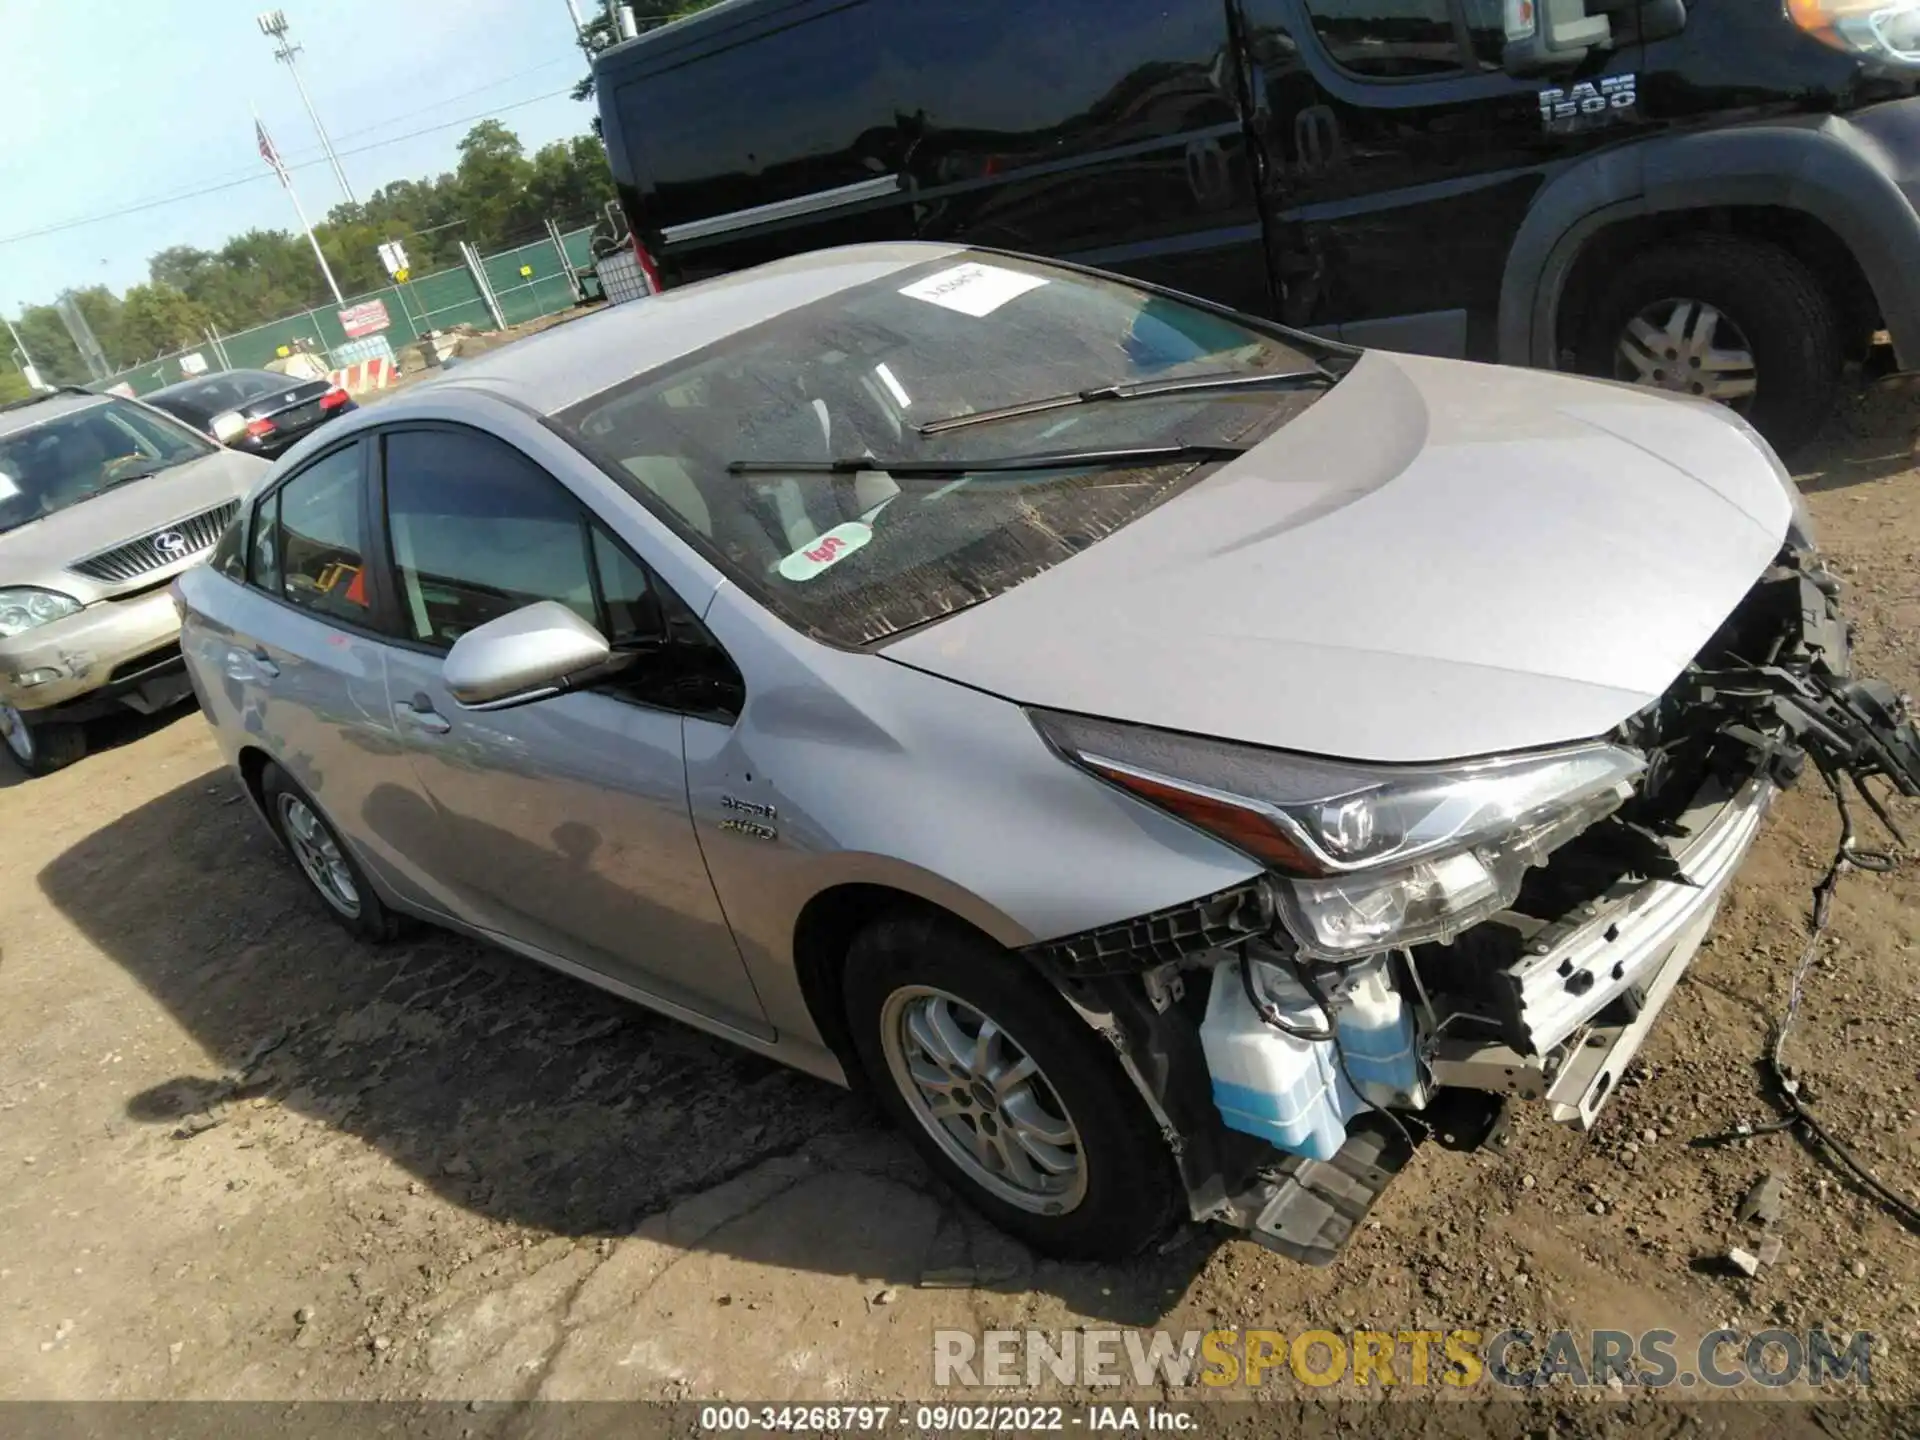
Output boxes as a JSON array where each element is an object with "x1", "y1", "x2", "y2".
[
  {"x1": 145, "y1": 369, "x2": 281, "y2": 401},
  {"x1": 0, "y1": 389, "x2": 112, "y2": 440},
  {"x1": 401, "y1": 241, "x2": 965, "y2": 418}
]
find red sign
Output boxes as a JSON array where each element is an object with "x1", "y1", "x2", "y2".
[{"x1": 338, "y1": 299, "x2": 391, "y2": 338}]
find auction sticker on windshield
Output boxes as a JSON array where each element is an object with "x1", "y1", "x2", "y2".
[
  {"x1": 778, "y1": 521, "x2": 873, "y2": 581},
  {"x1": 899, "y1": 262, "x2": 1049, "y2": 318}
]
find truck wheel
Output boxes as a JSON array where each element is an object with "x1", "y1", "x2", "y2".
[
  {"x1": 1577, "y1": 237, "x2": 1841, "y2": 454},
  {"x1": 843, "y1": 912, "x2": 1180, "y2": 1261},
  {"x1": 260, "y1": 762, "x2": 401, "y2": 943},
  {"x1": 0, "y1": 705, "x2": 86, "y2": 777}
]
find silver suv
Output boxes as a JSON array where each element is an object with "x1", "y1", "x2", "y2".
[{"x1": 0, "y1": 389, "x2": 270, "y2": 773}]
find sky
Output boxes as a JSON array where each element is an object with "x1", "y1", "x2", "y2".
[{"x1": 0, "y1": 0, "x2": 600, "y2": 314}]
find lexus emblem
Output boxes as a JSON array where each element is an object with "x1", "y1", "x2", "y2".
[
  {"x1": 283, "y1": 393, "x2": 297, "y2": 404},
  {"x1": 153, "y1": 530, "x2": 190, "y2": 557}
]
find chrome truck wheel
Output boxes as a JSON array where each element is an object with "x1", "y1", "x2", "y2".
[{"x1": 1614, "y1": 297, "x2": 1758, "y2": 407}]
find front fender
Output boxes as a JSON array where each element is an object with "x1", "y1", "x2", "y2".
[{"x1": 1499, "y1": 111, "x2": 1920, "y2": 369}]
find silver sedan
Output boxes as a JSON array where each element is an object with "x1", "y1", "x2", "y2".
[{"x1": 175, "y1": 242, "x2": 1920, "y2": 1262}]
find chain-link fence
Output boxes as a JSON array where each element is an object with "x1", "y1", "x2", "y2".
[{"x1": 98, "y1": 221, "x2": 605, "y2": 397}]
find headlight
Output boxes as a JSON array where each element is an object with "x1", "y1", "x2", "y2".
[
  {"x1": 1789, "y1": 0, "x2": 1920, "y2": 63},
  {"x1": 0, "y1": 588, "x2": 84, "y2": 640},
  {"x1": 1030, "y1": 710, "x2": 1644, "y2": 960}
]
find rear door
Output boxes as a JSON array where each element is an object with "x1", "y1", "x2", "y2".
[
  {"x1": 603, "y1": 0, "x2": 918, "y2": 286},
  {"x1": 1235, "y1": 0, "x2": 1647, "y2": 355},
  {"x1": 367, "y1": 422, "x2": 768, "y2": 1033},
  {"x1": 183, "y1": 439, "x2": 434, "y2": 910},
  {"x1": 899, "y1": 0, "x2": 1272, "y2": 316}
]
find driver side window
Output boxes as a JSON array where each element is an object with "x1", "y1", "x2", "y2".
[
  {"x1": 381, "y1": 428, "x2": 600, "y2": 648},
  {"x1": 380, "y1": 426, "x2": 685, "y2": 648},
  {"x1": 378, "y1": 425, "x2": 744, "y2": 719}
]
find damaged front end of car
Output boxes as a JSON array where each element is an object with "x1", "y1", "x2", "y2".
[{"x1": 1022, "y1": 546, "x2": 1920, "y2": 1264}]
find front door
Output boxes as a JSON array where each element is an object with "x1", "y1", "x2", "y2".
[
  {"x1": 368, "y1": 422, "x2": 767, "y2": 1034},
  {"x1": 1236, "y1": 0, "x2": 1647, "y2": 356}
]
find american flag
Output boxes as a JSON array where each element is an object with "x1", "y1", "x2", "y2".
[{"x1": 255, "y1": 117, "x2": 290, "y2": 185}]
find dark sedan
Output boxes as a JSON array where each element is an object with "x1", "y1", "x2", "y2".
[{"x1": 143, "y1": 368, "x2": 355, "y2": 459}]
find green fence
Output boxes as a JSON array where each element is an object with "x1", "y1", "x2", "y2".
[{"x1": 100, "y1": 224, "x2": 601, "y2": 397}]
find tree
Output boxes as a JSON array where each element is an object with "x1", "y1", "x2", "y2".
[
  {"x1": 525, "y1": 134, "x2": 618, "y2": 228},
  {"x1": 16, "y1": 120, "x2": 620, "y2": 367},
  {"x1": 118, "y1": 283, "x2": 213, "y2": 361},
  {"x1": 454, "y1": 120, "x2": 539, "y2": 248},
  {"x1": 149, "y1": 245, "x2": 219, "y2": 296},
  {"x1": 570, "y1": 2, "x2": 725, "y2": 101}
]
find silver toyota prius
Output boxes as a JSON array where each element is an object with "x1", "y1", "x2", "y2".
[{"x1": 175, "y1": 243, "x2": 1920, "y2": 1263}]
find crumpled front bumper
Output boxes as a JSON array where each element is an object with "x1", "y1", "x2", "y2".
[{"x1": 1425, "y1": 771, "x2": 1773, "y2": 1129}]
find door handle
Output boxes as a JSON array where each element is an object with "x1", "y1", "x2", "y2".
[
  {"x1": 395, "y1": 698, "x2": 452, "y2": 735},
  {"x1": 230, "y1": 645, "x2": 279, "y2": 680}
]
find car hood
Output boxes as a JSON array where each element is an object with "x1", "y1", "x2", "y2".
[
  {"x1": 0, "y1": 448, "x2": 271, "y2": 601},
  {"x1": 880, "y1": 351, "x2": 1797, "y2": 763}
]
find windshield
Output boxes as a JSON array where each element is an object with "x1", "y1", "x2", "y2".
[
  {"x1": 555, "y1": 252, "x2": 1332, "y2": 646},
  {"x1": 0, "y1": 399, "x2": 217, "y2": 536}
]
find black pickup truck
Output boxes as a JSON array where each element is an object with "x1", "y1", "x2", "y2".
[{"x1": 594, "y1": 0, "x2": 1920, "y2": 450}]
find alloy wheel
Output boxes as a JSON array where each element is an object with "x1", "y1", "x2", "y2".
[
  {"x1": 1614, "y1": 297, "x2": 1758, "y2": 408},
  {"x1": 278, "y1": 793, "x2": 362, "y2": 919},
  {"x1": 879, "y1": 985, "x2": 1088, "y2": 1214},
  {"x1": 0, "y1": 704, "x2": 33, "y2": 766}
]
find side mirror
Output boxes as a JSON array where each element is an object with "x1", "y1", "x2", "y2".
[
  {"x1": 442, "y1": 601, "x2": 612, "y2": 711},
  {"x1": 1503, "y1": 0, "x2": 1613, "y2": 73},
  {"x1": 210, "y1": 410, "x2": 248, "y2": 444}
]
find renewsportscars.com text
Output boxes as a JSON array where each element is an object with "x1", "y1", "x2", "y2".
[{"x1": 933, "y1": 1327, "x2": 1875, "y2": 1390}]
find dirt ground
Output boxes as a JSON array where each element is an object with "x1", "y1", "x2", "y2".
[{"x1": 2, "y1": 378, "x2": 1918, "y2": 1421}]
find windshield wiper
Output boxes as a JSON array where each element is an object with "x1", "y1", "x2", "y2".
[
  {"x1": 726, "y1": 442, "x2": 1247, "y2": 478},
  {"x1": 915, "y1": 366, "x2": 1337, "y2": 437},
  {"x1": 98, "y1": 466, "x2": 169, "y2": 487}
]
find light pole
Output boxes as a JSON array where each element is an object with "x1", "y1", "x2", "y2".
[
  {"x1": 256, "y1": 10, "x2": 357, "y2": 208},
  {"x1": 4, "y1": 313, "x2": 47, "y2": 391}
]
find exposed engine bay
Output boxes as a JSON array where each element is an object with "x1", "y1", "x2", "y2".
[{"x1": 1027, "y1": 547, "x2": 1920, "y2": 1264}]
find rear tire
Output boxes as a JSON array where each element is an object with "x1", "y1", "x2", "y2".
[
  {"x1": 843, "y1": 911, "x2": 1180, "y2": 1261},
  {"x1": 0, "y1": 706, "x2": 86, "y2": 777},
  {"x1": 259, "y1": 762, "x2": 401, "y2": 943},
  {"x1": 1575, "y1": 236, "x2": 1842, "y2": 455}
]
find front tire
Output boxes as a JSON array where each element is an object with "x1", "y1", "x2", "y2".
[
  {"x1": 259, "y1": 762, "x2": 400, "y2": 943},
  {"x1": 1575, "y1": 236, "x2": 1842, "y2": 454},
  {"x1": 843, "y1": 912, "x2": 1179, "y2": 1261},
  {"x1": 0, "y1": 705, "x2": 86, "y2": 777}
]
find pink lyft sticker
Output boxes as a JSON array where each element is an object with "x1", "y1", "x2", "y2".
[{"x1": 778, "y1": 521, "x2": 874, "y2": 581}]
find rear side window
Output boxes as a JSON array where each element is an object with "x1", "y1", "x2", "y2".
[
  {"x1": 613, "y1": 0, "x2": 1234, "y2": 232},
  {"x1": 209, "y1": 511, "x2": 248, "y2": 581},
  {"x1": 1302, "y1": 0, "x2": 1471, "y2": 76},
  {"x1": 611, "y1": 6, "x2": 890, "y2": 225},
  {"x1": 249, "y1": 493, "x2": 280, "y2": 591},
  {"x1": 272, "y1": 446, "x2": 372, "y2": 623}
]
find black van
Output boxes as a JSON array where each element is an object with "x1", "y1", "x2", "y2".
[{"x1": 595, "y1": 0, "x2": 1920, "y2": 449}]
